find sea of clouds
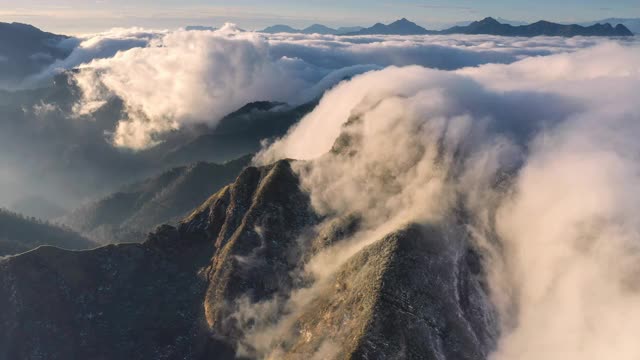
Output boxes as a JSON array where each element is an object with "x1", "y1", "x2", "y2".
[
  {"x1": 253, "y1": 41, "x2": 640, "y2": 359},
  {"x1": 24, "y1": 24, "x2": 629, "y2": 149},
  {"x1": 13, "y1": 24, "x2": 640, "y2": 358}
]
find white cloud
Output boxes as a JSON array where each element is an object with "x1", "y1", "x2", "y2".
[
  {"x1": 69, "y1": 26, "x2": 383, "y2": 149},
  {"x1": 27, "y1": 25, "x2": 624, "y2": 150},
  {"x1": 251, "y1": 42, "x2": 640, "y2": 358},
  {"x1": 32, "y1": 102, "x2": 60, "y2": 117},
  {"x1": 22, "y1": 28, "x2": 162, "y2": 88}
]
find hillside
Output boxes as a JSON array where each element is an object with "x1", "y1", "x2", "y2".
[
  {"x1": 0, "y1": 209, "x2": 94, "y2": 256},
  {"x1": 0, "y1": 22, "x2": 71, "y2": 86},
  {"x1": 159, "y1": 101, "x2": 316, "y2": 165},
  {"x1": 61, "y1": 155, "x2": 252, "y2": 244},
  {"x1": 0, "y1": 160, "x2": 496, "y2": 359},
  {"x1": 0, "y1": 68, "x2": 314, "y2": 211}
]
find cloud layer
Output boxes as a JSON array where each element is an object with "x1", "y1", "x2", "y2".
[
  {"x1": 29, "y1": 26, "x2": 623, "y2": 149},
  {"x1": 253, "y1": 42, "x2": 640, "y2": 359}
]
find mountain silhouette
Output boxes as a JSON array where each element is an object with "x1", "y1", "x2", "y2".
[
  {"x1": 580, "y1": 18, "x2": 640, "y2": 34},
  {"x1": 261, "y1": 24, "x2": 363, "y2": 35},
  {"x1": 344, "y1": 18, "x2": 434, "y2": 35},
  {"x1": 441, "y1": 17, "x2": 634, "y2": 36},
  {"x1": 262, "y1": 17, "x2": 634, "y2": 37}
]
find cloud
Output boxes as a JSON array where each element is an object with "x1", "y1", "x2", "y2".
[
  {"x1": 250, "y1": 42, "x2": 640, "y2": 358},
  {"x1": 69, "y1": 25, "x2": 381, "y2": 149},
  {"x1": 23, "y1": 27, "x2": 163, "y2": 87},
  {"x1": 37, "y1": 26, "x2": 614, "y2": 149}
]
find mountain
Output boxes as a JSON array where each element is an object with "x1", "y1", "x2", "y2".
[
  {"x1": 0, "y1": 69, "x2": 313, "y2": 212},
  {"x1": 345, "y1": 18, "x2": 434, "y2": 35},
  {"x1": 61, "y1": 155, "x2": 252, "y2": 244},
  {"x1": 302, "y1": 24, "x2": 336, "y2": 34},
  {"x1": 261, "y1": 24, "x2": 300, "y2": 33},
  {"x1": 435, "y1": 17, "x2": 528, "y2": 29},
  {"x1": 580, "y1": 18, "x2": 640, "y2": 34},
  {"x1": 335, "y1": 26, "x2": 364, "y2": 34},
  {"x1": 185, "y1": 25, "x2": 216, "y2": 31},
  {"x1": 0, "y1": 208, "x2": 94, "y2": 256},
  {"x1": 0, "y1": 72, "x2": 156, "y2": 208},
  {"x1": 441, "y1": 17, "x2": 634, "y2": 37},
  {"x1": 495, "y1": 17, "x2": 529, "y2": 26},
  {"x1": 0, "y1": 160, "x2": 496, "y2": 359},
  {"x1": 159, "y1": 101, "x2": 316, "y2": 165},
  {"x1": 0, "y1": 22, "x2": 71, "y2": 87},
  {"x1": 260, "y1": 24, "x2": 363, "y2": 35},
  {"x1": 261, "y1": 18, "x2": 634, "y2": 37}
]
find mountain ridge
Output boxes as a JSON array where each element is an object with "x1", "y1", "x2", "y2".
[
  {"x1": 0, "y1": 22, "x2": 72, "y2": 86},
  {"x1": 0, "y1": 159, "x2": 497, "y2": 359},
  {"x1": 61, "y1": 155, "x2": 253, "y2": 244},
  {"x1": 578, "y1": 18, "x2": 640, "y2": 34},
  {"x1": 262, "y1": 17, "x2": 634, "y2": 37},
  {"x1": 261, "y1": 24, "x2": 364, "y2": 35},
  {"x1": 0, "y1": 208, "x2": 94, "y2": 256},
  {"x1": 440, "y1": 17, "x2": 633, "y2": 37}
]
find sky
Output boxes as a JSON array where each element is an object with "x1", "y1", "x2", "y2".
[{"x1": 0, "y1": 0, "x2": 639, "y2": 34}]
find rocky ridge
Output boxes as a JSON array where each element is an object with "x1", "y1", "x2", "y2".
[{"x1": 0, "y1": 159, "x2": 497, "y2": 359}]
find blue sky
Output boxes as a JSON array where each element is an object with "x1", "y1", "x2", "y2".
[{"x1": 1, "y1": 0, "x2": 639, "y2": 34}]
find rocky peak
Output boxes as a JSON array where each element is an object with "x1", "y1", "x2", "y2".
[
  {"x1": 478, "y1": 17, "x2": 500, "y2": 25},
  {"x1": 0, "y1": 160, "x2": 497, "y2": 359}
]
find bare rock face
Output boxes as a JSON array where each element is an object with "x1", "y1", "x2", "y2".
[
  {"x1": 0, "y1": 160, "x2": 497, "y2": 359},
  {"x1": 279, "y1": 225, "x2": 497, "y2": 360},
  {"x1": 197, "y1": 161, "x2": 318, "y2": 336}
]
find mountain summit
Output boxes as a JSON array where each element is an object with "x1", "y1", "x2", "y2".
[{"x1": 345, "y1": 18, "x2": 434, "y2": 35}]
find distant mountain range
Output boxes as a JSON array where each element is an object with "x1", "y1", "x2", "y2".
[
  {"x1": 579, "y1": 18, "x2": 640, "y2": 34},
  {"x1": 261, "y1": 24, "x2": 364, "y2": 35},
  {"x1": 344, "y1": 18, "x2": 433, "y2": 35},
  {"x1": 184, "y1": 25, "x2": 216, "y2": 31},
  {"x1": 447, "y1": 18, "x2": 639, "y2": 34},
  {"x1": 439, "y1": 17, "x2": 633, "y2": 37},
  {"x1": 427, "y1": 18, "x2": 528, "y2": 30},
  {"x1": 261, "y1": 17, "x2": 634, "y2": 37}
]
